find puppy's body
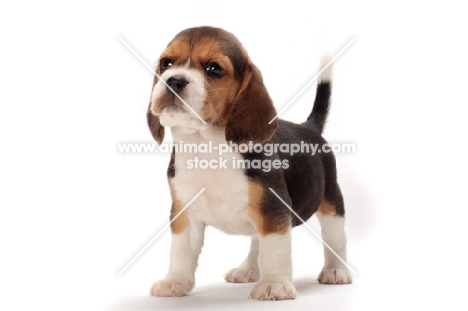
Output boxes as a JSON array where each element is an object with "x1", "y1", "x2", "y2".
[{"x1": 147, "y1": 26, "x2": 351, "y2": 300}]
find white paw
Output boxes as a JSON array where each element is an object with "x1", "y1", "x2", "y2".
[
  {"x1": 149, "y1": 279, "x2": 194, "y2": 297},
  {"x1": 248, "y1": 281, "x2": 297, "y2": 300},
  {"x1": 225, "y1": 267, "x2": 260, "y2": 283},
  {"x1": 318, "y1": 268, "x2": 352, "y2": 284}
]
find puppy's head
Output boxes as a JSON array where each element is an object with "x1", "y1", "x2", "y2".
[{"x1": 147, "y1": 26, "x2": 278, "y2": 145}]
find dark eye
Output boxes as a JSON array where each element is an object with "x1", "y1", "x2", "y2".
[
  {"x1": 160, "y1": 58, "x2": 173, "y2": 72},
  {"x1": 204, "y1": 62, "x2": 225, "y2": 78}
]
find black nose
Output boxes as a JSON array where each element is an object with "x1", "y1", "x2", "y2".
[{"x1": 166, "y1": 75, "x2": 188, "y2": 93}]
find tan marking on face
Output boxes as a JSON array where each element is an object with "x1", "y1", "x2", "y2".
[
  {"x1": 151, "y1": 91, "x2": 172, "y2": 115},
  {"x1": 190, "y1": 40, "x2": 242, "y2": 126},
  {"x1": 159, "y1": 41, "x2": 190, "y2": 68},
  {"x1": 248, "y1": 181, "x2": 290, "y2": 236},
  {"x1": 317, "y1": 199, "x2": 337, "y2": 216},
  {"x1": 152, "y1": 37, "x2": 245, "y2": 125},
  {"x1": 151, "y1": 41, "x2": 191, "y2": 115},
  {"x1": 169, "y1": 180, "x2": 189, "y2": 234}
]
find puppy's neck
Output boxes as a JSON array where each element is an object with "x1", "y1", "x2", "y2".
[{"x1": 171, "y1": 126, "x2": 226, "y2": 145}]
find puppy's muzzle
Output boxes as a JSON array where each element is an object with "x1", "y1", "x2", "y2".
[{"x1": 166, "y1": 75, "x2": 189, "y2": 94}]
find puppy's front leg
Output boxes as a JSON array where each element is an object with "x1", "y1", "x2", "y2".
[
  {"x1": 247, "y1": 184, "x2": 297, "y2": 300},
  {"x1": 150, "y1": 196, "x2": 204, "y2": 297},
  {"x1": 248, "y1": 231, "x2": 297, "y2": 300},
  {"x1": 150, "y1": 228, "x2": 195, "y2": 297}
]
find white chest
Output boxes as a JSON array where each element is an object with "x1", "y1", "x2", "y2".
[{"x1": 170, "y1": 127, "x2": 257, "y2": 236}]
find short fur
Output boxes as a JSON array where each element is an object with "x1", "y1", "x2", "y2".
[{"x1": 147, "y1": 26, "x2": 351, "y2": 300}]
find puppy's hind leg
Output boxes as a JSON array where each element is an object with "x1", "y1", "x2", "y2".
[
  {"x1": 316, "y1": 198, "x2": 353, "y2": 284},
  {"x1": 224, "y1": 237, "x2": 260, "y2": 283}
]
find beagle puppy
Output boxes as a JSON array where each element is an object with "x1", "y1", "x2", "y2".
[{"x1": 147, "y1": 26, "x2": 351, "y2": 300}]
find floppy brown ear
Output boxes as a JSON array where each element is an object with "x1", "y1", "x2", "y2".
[
  {"x1": 147, "y1": 103, "x2": 165, "y2": 145},
  {"x1": 225, "y1": 63, "x2": 278, "y2": 144}
]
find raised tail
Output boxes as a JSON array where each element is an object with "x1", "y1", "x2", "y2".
[{"x1": 304, "y1": 54, "x2": 333, "y2": 134}]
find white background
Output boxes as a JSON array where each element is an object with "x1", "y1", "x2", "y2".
[{"x1": 1, "y1": 1, "x2": 467, "y2": 310}]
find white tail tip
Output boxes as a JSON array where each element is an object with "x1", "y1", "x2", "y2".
[{"x1": 318, "y1": 53, "x2": 333, "y2": 83}]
